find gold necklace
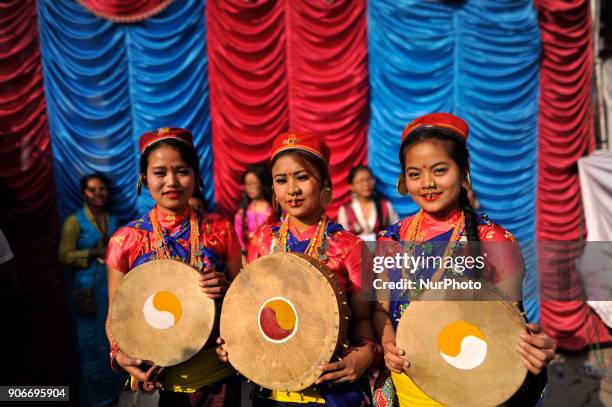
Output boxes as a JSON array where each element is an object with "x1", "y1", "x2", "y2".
[
  {"x1": 401, "y1": 210, "x2": 465, "y2": 299},
  {"x1": 150, "y1": 208, "x2": 204, "y2": 270}
]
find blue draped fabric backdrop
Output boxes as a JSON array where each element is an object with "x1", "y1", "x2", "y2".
[
  {"x1": 367, "y1": 0, "x2": 541, "y2": 321},
  {"x1": 37, "y1": 0, "x2": 214, "y2": 220}
]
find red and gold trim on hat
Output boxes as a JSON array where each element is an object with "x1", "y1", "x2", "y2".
[
  {"x1": 139, "y1": 127, "x2": 194, "y2": 154},
  {"x1": 271, "y1": 132, "x2": 330, "y2": 163},
  {"x1": 401, "y1": 113, "x2": 469, "y2": 145}
]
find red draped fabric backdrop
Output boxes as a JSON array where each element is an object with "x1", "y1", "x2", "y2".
[
  {"x1": 535, "y1": 0, "x2": 611, "y2": 349},
  {"x1": 77, "y1": 0, "x2": 173, "y2": 22},
  {"x1": 0, "y1": 0, "x2": 71, "y2": 384},
  {"x1": 207, "y1": 0, "x2": 369, "y2": 218}
]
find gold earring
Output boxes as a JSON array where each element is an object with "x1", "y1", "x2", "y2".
[
  {"x1": 272, "y1": 191, "x2": 281, "y2": 212},
  {"x1": 136, "y1": 175, "x2": 144, "y2": 195},
  {"x1": 320, "y1": 187, "x2": 332, "y2": 208},
  {"x1": 396, "y1": 174, "x2": 408, "y2": 196}
]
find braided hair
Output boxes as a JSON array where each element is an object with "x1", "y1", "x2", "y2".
[{"x1": 400, "y1": 128, "x2": 481, "y2": 277}]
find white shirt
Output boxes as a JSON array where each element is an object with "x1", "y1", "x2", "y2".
[{"x1": 337, "y1": 198, "x2": 399, "y2": 241}]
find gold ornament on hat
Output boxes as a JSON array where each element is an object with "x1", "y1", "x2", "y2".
[{"x1": 282, "y1": 134, "x2": 299, "y2": 146}]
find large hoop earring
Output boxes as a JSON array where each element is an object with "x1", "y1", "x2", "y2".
[
  {"x1": 136, "y1": 175, "x2": 144, "y2": 196},
  {"x1": 320, "y1": 187, "x2": 332, "y2": 208},
  {"x1": 396, "y1": 174, "x2": 408, "y2": 196}
]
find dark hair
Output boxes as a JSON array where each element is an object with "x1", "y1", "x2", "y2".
[
  {"x1": 238, "y1": 164, "x2": 273, "y2": 243},
  {"x1": 400, "y1": 128, "x2": 480, "y2": 275},
  {"x1": 348, "y1": 164, "x2": 370, "y2": 185},
  {"x1": 80, "y1": 173, "x2": 110, "y2": 193},
  {"x1": 139, "y1": 139, "x2": 202, "y2": 197},
  {"x1": 348, "y1": 164, "x2": 388, "y2": 230},
  {"x1": 190, "y1": 189, "x2": 207, "y2": 211}
]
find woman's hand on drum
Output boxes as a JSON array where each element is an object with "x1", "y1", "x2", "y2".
[
  {"x1": 315, "y1": 345, "x2": 375, "y2": 385},
  {"x1": 199, "y1": 264, "x2": 230, "y2": 299},
  {"x1": 383, "y1": 341, "x2": 410, "y2": 374},
  {"x1": 517, "y1": 323, "x2": 556, "y2": 375},
  {"x1": 215, "y1": 337, "x2": 229, "y2": 363},
  {"x1": 115, "y1": 351, "x2": 164, "y2": 390}
]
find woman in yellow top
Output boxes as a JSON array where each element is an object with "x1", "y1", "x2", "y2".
[
  {"x1": 374, "y1": 113, "x2": 556, "y2": 406},
  {"x1": 105, "y1": 128, "x2": 242, "y2": 406}
]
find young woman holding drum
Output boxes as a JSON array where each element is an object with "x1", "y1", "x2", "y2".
[
  {"x1": 105, "y1": 128, "x2": 242, "y2": 406},
  {"x1": 373, "y1": 113, "x2": 556, "y2": 406},
  {"x1": 217, "y1": 132, "x2": 377, "y2": 406}
]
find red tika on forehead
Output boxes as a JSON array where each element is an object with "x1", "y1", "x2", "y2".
[
  {"x1": 271, "y1": 132, "x2": 331, "y2": 163},
  {"x1": 401, "y1": 113, "x2": 469, "y2": 144},
  {"x1": 139, "y1": 127, "x2": 194, "y2": 154}
]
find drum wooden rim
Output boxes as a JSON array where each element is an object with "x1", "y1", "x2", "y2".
[
  {"x1": 110, "y1": 259, "x2": 215, "y2": 367},
  {"x1": 221, "y1": 253, "x2": 349, "y2": 391},
  {"x1": 396, "y1": 282, "x2": 527, "y2": 407}
]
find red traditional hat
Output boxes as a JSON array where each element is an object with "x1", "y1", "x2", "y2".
[
  {"x1": 401, "y1": 113, "x2": 469, "y2": 145},
  {"x1": 139, "y1": 127, "x2": 194, "y2": 154},
  {"x1": 271, "y1": 132, "x2": 330, "y2": 163}
]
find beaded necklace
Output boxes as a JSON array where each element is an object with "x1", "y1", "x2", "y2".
[
  {"x1": 150, "y1": 207, "x2": 206, "y2": 270},
  {"x1": 275, "y1": 213, "x2": 329, "y2": 260},
  {"x1": 401, "y1": 209, "x2": 464, "y2": 299}
]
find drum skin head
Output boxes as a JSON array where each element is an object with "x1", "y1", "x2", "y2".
[
  {"x1": 221, "y1": 253, "x2": 348, "y2": 392},
  {"x1": 110, "y1": 259, "x2": 215, "y2": 367},
  {"x1": 396, "y1": 283, "x2": 527, "y2": 407}
]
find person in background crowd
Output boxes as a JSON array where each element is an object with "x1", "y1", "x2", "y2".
[
  {"x1": 337, "y1": 165, "x2": 399, "y2": 242},
  {"x1": 234, "y1": 164, "x2": 276, "y2": 262},
  {"x1": 59, "y1": 173, "x2": 124, "y2": 406},
  {"x1": 189, "y1": 190, "x2": 208, "y2": 215}
]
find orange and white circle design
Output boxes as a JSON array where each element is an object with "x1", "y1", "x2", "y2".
[
  {"x1": 437, "y1": 320, "x2": 488, "y2": 370},
  {"x1": 142, "y1": 291, "x2": 182, "y2": 330}
]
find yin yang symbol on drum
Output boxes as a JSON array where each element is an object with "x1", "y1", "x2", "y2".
[
  {"x1": 258, "y1": 297, "x2": 299, "y2": 343},
  {"x1": 143, "y1": 291, "x2": 182, "y2": 330},
  {"x1": 437, "y1": 320, "x2": 488, "y2": 370}
]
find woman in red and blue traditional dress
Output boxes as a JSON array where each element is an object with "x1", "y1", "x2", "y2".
[
  {"x1": 218, "y1": 132, "x2": 377, "y2": 406},
  {"x1": 373, "y1": 113, "x2": 557, "y2": 406},
  {"x1": 105, "y1": 128, "x2": 242, "y2": 406}
]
